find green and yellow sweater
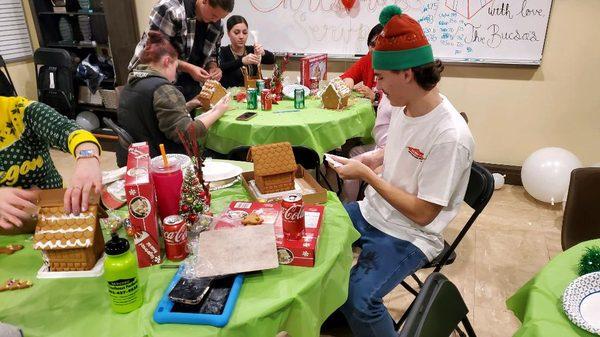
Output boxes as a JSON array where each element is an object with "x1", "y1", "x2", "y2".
[{"x1": 0, "y1": 96, "x2": 101, "y2": 189}]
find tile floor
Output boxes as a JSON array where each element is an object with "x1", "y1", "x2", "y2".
[{"x1": 51, "y1": 149, "x2": 564, "y2": 337}]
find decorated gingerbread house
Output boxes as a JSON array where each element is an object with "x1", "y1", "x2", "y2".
[
  {"x1": 33, "y1": 189, "x2": 105, "y2": 272},
  {"x1": 198, "y1": 80, "x2": 227, "y2": 110},
  {"x1": 321, "y1": 77, "x2": 351, "y2": 109},
  {"x1": 248, "y1": 142, "x2": 297, "y2": 194},
  {"x1": 241, "y1": 65, "x2": 263, "y2": 89}
]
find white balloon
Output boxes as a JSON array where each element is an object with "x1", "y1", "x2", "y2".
[
  {"x1": 590, "y1": 162, "x2": 600, "y2": 167},
  {"x1": 75, "y1": 111, "x2": 100, "y2": 131},
  {"x1": 492, "y1": 173, "x2": 505, "y2": 190},
  {"x1": 521, "y1": 147, "x2": 582, "y2": 205}
]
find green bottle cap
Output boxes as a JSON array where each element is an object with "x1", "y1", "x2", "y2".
[{"x1": 105, "y1": 232, "x2": 130, "y2": 255}]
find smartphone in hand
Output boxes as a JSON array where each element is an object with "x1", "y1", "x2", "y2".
[
  {"x1": 324, "y1": 154, "x2": 344, "y2": 168},
  {"x1": 236, "y1": 112, "x2": 257, "y2": 121}
]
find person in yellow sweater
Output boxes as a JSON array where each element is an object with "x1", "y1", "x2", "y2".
[{"x1": 0, "y1": 96, "x2": 102, "y2": 233}]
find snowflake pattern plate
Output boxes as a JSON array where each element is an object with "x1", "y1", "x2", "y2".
[{"x1": 562, "y1": 271, "x2": 600, "y2": 335}]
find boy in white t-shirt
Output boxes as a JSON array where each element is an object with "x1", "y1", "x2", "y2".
[{"x1": 329, "y1": 5, "x2": 474, "y2": 337}]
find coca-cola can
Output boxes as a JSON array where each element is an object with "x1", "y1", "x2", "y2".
[
  {"x1": 162, "y1": 215, "x2": 188, "y2": 261},
  {"x1": 281, "y1": 193, "x2": 305, "y2": 240}
]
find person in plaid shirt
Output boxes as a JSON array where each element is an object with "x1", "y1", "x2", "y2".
[{"x1": 129, "y1": 0, "x2": 234, "y2": 100}]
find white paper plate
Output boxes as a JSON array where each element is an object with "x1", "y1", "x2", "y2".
[
  {"x1": 37, "y1": 254, "x2": 105, "y2": 279},
  {"x1": 563, "y1": 271, "x2": 600, "y2": 334},
  {"x1": 282, "y1": 84, "x2": 310, "y2": 99},
  {"x1": 202, "y1": 160, "x2": 243, "y2": 182}
]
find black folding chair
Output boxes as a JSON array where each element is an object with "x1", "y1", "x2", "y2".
[
  {"x1": 103, "y1": 117, "x2": 134, "y2": 167},
  {"x1": 227, "y1": 145, "x2": 335, "y2": 191},
  {"x1": 0, "y1": 54, "x2": 17, "y2": 96},
  {"x1": 398, "y1": 272, "x2": 476, "y2": 337},
  {"x1": 561, "y1": 167, "x2": 600, "y2": 250},
  {"x1": 394, "y1": 161, "x2": 494, "y2": 329}
]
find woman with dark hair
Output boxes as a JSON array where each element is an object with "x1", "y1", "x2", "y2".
[
  {"x1": 219, "y1": 15, "x2": 275, "y2": 88},
  {"x1": 341, "y1": 23, "x2": 384, "y2": 103},
  {"x1": 118, "y1": 31, "x2": 230, "y2": 167}
]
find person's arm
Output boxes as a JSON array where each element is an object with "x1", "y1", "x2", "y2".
[
  {"x1": 179, "y1": 60, "x2": 211, "y2": 82},
  {"x1": 0, "y1": 188, "x2": 39, "y2": 230},
  {"x1": 23, "y1": 101, "x2": 101, "y2": 215},
  {"x1": 341, "y1": 54, "x2": 369, "y2": 87},
  {"x1": 260, "y1": 49, "x2": 276, "y2": 65},
  {"x1": 333, "y1": 140, "x2": 472, "y2": 226},
  {"x1": 153, "y1": 84, "x2": 205, "y2": 142},
  {"x1": 332, "y1": 156, "x2": 442, "y2": 226}
]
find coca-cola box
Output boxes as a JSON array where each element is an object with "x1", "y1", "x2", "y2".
[
  {"x1": 125, "y1": 142, "x2": 163, "y2": 267},
  {"x1": 213, "y1": 201, "x2": 324, "y2": 267}
]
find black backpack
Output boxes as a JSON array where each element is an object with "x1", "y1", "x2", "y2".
[{"x1": 34, "y1": 48, "x2": 76, "y2": 118}]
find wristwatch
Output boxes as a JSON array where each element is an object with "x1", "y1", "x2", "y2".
[
  {"x1": 373, "y1": 91, "x2": 381, "y2": 106},
  {"x1": 76, "y1": 149, "x2": 100, "y2": 162}
]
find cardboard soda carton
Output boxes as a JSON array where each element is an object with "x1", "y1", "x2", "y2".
[
  {"x1": 125, "y1": 142, "x2": 162, "y2": 267},
  {"x1": 213, "y1": 201, "x2": 324, "y2": 267}
]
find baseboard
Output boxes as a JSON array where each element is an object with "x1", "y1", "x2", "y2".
[{"x1": 480, "y1": 162, "x2": 522, "y2": 186}]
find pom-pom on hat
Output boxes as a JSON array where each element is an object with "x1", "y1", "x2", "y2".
[{"x1": 372, "y1": 5, "x2": 434, "y2": 70}]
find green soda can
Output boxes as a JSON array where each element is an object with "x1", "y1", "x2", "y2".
[
  {"x1": 247, "y1": 88, "x2": 258, "y2": 110},
  {"x1": 294, "y1": 88, "x2": 305, "y2": 109},
  {"x1": 104, "y1": 232, "x2": 143, "y2": 313},
  {"x1": 256, "y1": 79, "x2": 265, "y2": 92}
]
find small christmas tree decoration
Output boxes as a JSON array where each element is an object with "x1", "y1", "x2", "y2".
[
  {"x1": 578, "y1": 246, "x2": 600, "y2": 276},
  {"x1": 177, "y1": 124, "x2": 211, "y2": 228}
]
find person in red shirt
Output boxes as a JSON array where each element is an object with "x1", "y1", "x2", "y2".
[{"x1": 341, "y1": 24, "x2": 383, "y2": 102}]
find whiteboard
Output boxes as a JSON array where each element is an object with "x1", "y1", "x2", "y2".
[{"x1": 223, "y1": 0, "x2": 554, "y2": 65}]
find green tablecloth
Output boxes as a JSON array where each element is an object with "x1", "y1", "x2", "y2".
[
  {"x1": 204, "y1": 96, "x2": 375, "y2": 159},
  {"x1": 0, "y1": 172, "x2": 359, "y2": 337},
  {"x1": 506, "y1": 239, "x2": 600, "y2": 337}
]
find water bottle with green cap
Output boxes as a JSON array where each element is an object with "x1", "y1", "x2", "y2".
[{"x1": 104, "y1": 232, "x2": 143, "y2": 313}]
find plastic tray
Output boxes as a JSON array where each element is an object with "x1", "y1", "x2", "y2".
[{"x1": 153, "y1": 267, "x2": 243, "y2": 327}]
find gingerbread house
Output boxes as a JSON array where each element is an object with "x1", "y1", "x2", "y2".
[
  {"x1": 321, "y1": 77, "x2": 351, "y2": 109},
  {"x1": 198, "y1": 80, "x2": 227, "y2": 110},
  {"x1": 241, "y1": 64, "x2": 263, "y2": 89},
  {"x1": 248, "y1": 142, "x2": 297, "y2": 194},
  {"x1": 33, "y1": 189, "x2": 105, "y2": 272}
]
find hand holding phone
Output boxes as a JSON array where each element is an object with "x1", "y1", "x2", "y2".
[
  {"x1": 324, "y1": 154, "x2": 344, "y2": 168},
  {"x1": 236, "y1": 112, "x2": 257, "y2": 121}
]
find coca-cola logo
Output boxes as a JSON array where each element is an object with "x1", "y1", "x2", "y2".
[
  {"x1": 283, "y1": 205, "x2": 304, "y2": 221},
  {"x1": 163, "y1": 225, "x2": 187, "y2": 244}
]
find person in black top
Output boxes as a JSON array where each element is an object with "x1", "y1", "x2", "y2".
[{"x1": 219, "y1": 15, "x2": 275, "y2": 88}]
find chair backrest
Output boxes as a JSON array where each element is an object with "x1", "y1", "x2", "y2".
[
  {"x1": 227, "y1": 145, "x2": 251, "y2": 162},
  {"x1": 0, "y1": 54, "x2": 17, "y2": 96},
  {"x1": 34, "y1": 48, "x2": 75, "y2": 118},
  {"x1": 398, "y1": 273, "x2": 474, "y2": 337},
  {"x1": 562, "y1": 167, "x2": 600, "y2": 250},
  {"x1": 103, "y1": 117, "x2": 134, "y2": 149},
  {"x1": 433, "y1": 161, "x2": 494, "y2": 272}
]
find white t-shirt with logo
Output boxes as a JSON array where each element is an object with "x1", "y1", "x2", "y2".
[{"x1": 357, "y1": 94, "x2": 474, "y2": 261}]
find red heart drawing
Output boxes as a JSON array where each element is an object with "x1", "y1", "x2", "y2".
[{"x1": 341, "y1": 0, "x2": 356, "y2": 11}]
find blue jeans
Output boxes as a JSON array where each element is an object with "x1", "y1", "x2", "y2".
[{"x1": 341, "y1": 202, "x2": 429, "y2": 337}]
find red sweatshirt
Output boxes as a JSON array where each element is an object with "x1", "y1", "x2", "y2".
[{"x1": 340, "y1": 53, "x2": 376, "y2": 89}]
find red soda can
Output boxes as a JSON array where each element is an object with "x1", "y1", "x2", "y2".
[
  {"x1": 162, "y1": 215, "x2": 188, "y2": 261},
  {"x1": 260, "y1": 89, "x2": 271, "y2": 110},
  {"x1": 281, "y1": 193, "x2": 305, "y2": 240}
]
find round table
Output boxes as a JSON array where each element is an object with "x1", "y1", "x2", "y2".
[
  {"x1": 0, "y1": 161, "x2": 359, "y2": 337},
  {"x1": 204, "y1": 95, "x2": 376, "y2": 159},
  {"x1": 506, "y1": 239, "x2": 600, "y2": 337}
]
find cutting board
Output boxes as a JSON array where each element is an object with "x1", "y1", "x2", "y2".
[{"x1": 192, "y1": 224, "x2": 279, "y2": 277}]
